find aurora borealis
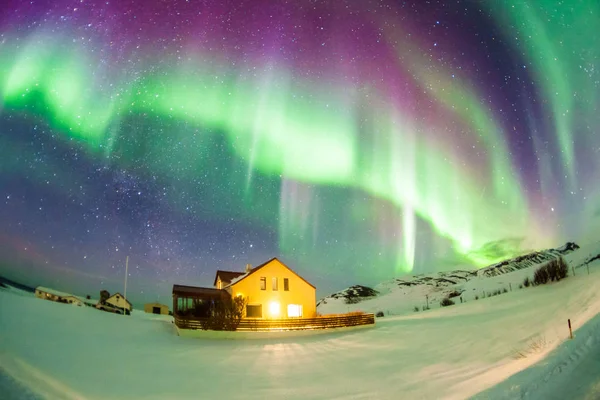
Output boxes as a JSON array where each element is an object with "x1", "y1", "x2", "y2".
[{"x1": 1, "y1": 0, "x2": 599, "y2": 302}]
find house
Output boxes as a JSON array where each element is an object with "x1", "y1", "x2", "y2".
[
  {"x1": 226, "y1": 258, "x2": 316, "y2": 318},
  {"x1": 104, "y1": 292, "x2": 132, "y2": 313},
  {"x1": 35, "y1": 286, "x2": 85, "y2": 307},
  {"x1": 144, "y1": 302, "x2": 169, "y2": 315},
  {"x1": 172, "y1": 257, "x2": 316, "y2": 319}
]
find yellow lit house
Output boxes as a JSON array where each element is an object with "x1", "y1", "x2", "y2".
[
  {"x1": 224, "y1": 258, "x2": 317, "y2": 319},
  {"x1": 172, "y1": 257, "x2": 316, "y2": 320}
]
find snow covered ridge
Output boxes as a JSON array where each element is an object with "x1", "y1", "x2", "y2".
[
  {"x1": 478, "y1": 241, "x2": 580, "y2": 277},
  {"x1": 317, "y1": 242, "x2": 583, "y2": 314},
  {"x1": 317, "y1": 285, "x2": 378, "y2": 306}
]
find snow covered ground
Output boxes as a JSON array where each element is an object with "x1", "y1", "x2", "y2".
[
  {"x1": 473, "y1": 311, "x2": 600, "y2": 399},
  {"x1": 1, "y1": 242, "x2": 599, "y2": 399}
]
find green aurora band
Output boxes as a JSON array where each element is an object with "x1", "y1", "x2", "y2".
[{"x1": 1, "y1": 0, "x2": 599, "y2": 277}]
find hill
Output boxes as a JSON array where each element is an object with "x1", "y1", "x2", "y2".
[{"x1": 317, "y1": 242, "x2": 584, "y2": 315}]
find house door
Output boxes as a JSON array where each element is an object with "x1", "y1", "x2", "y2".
[{"x1": 153, "y1": 306, "x2": 161, "y2": 314}]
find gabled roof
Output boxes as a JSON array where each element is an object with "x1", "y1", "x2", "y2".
[
  {"x1": 213, "y1": 270, "x2": 246, "y2": 287},
  {"x1": 225, "y1": 257, "x2": 316, "y2": 289},
  {"x1": 106, "y1": 292, "x2": 132, "y2": 307}
]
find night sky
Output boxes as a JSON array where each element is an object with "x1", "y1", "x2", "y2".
[{"x1": 1, "y1": 0, "x2": 599, "y2": 305}]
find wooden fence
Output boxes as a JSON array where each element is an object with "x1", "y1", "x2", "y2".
[{"x1": 174, "y1": 313, "x2": 375, "y2": 331}]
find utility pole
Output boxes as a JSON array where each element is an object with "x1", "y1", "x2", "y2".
[{"x1": 124, "y1": 256, "x2": 129, "y2": 316}]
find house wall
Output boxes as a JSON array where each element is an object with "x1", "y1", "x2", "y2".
[
  {"x1": 106, "y1": 294, "x2": 132, "y2": 311},
  {"x1": 229, "y1": 259, "x2": 316, "y2": 318},
  {"x1": 36, "y1": 289, "x2": 61, "y2": 302},
  {"x1": 63, "y1": 296, "x2": 84, "y2": 306},
  {"x1": 143, "y1": 303, "x2": 169, "y2": 314},
  {"x1": 35, "y1": 289, "x2": 83, "y2": 306}
]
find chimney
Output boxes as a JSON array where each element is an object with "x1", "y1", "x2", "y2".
[{"x1": 245, "y1": 263, "x2": 252, "y2": 273}]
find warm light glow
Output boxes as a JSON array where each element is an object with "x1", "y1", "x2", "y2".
[
  {"x1": 236, "y1": 293, "x2": 242, "y2": 297},
  {"x1": 268, "y1": 301, "x2": 280, "y2": 317},
  {"x1": 287, "y1": 304, "x2": 303, "y2": 318}
]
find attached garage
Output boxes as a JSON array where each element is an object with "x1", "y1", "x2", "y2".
[{"x1": 144, "y1": 302, "x2": 169, "y2": 315}]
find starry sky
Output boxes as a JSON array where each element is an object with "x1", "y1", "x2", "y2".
[{"x1": 0, "y1": 0, "x2": 599, "y2": 305}]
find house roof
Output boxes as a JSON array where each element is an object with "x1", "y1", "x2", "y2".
[
  {"x1": 106, "y1": 292, "x2": 132, "y2": 307},
  {"x1": 225, "y1": 257, "x2": 316, "y2": 289},
  {"x1": 172, "y1": 284, "x2": 228, "y2": 297},
  {"x1": 213, "y1": 270, "x2": 246, "y2": 287}
]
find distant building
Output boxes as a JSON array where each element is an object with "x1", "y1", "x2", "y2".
[
  {"x1": 104, "y1": 292, "x2": 132, "y2": 313},
  {"x1": 144, "y1": 302, "x2": 169, "y2": 315},
  {"x1": 35, "y1": 286, "x2": 86, "y2": 307}
]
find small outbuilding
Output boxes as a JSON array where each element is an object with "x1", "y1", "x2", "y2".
[{"x1": 144, "y1": 302, "x2": 169, "y2": 315}]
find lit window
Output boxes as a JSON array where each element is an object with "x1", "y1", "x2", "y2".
[
  {"x1": 284, "y1": 278, "x2": 289, "y2": 291},
  {"x1": 260, "y1": 277, "x2": 266, "y2": 290},
  {"x1": 272, "y1": 277, "x2": 278, "y2": 291},
  {"x1": 287, "y1": 304, "x2": 303, "y2": 318}
]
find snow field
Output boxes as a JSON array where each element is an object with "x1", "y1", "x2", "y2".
[{"x1": 0, "y1": 243, "x2": 599, "y2": 399}]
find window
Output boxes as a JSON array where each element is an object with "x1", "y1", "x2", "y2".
[
  {"x1": 246, "y1": 304, "x2": 262, "y2": 318},
  {"x1": 272, "y1": 277, "x2": 278, "y2": 291},
  {"x1": 283, "y1": 278, "x2": 289, "y2": 291},
  {"x1": 260, "y1": 277, "x2": 266, "y2": 290},
  {"x1": 287, "y1": 304, "x2": 303, "y2": 318},
  {"x1": 217, "y1": 280, "x2": 222, "y2": 289}
]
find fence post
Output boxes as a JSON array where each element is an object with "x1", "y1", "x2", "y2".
[
  {"x1": 568, "y1": 319, "x2": 573, "y2": 339},
  {"x1": 572, "y1": 266, "x2": 576, "y2": 276},
  {"x1": 587, "y1": 264, "x2": 590, "y2": 275},
  {"x1": 509, "y1": 283, "x2": 512, "y2": 292},
  {"x1": 426, "y1": 295, "x2": 429, "y2": 310}
]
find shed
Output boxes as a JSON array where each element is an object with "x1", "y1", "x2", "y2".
[{"x1": 144, "y1": 302, "x2": 169, "y2": 315}]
